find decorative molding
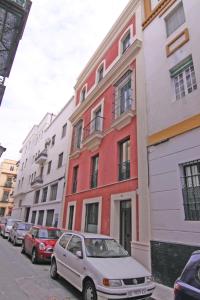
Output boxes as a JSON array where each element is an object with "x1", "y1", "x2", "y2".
[
  {"x1": 112, "y1": 110, "x2": 136, "y2": 130},
  {"x1": 142, "y1": 0, "x2": 177, "y2": 30},
  {"x1": 148, "y1": 113, "x2": 200, "y2": 146},
  {"x1": 166, "y1": 28, "x2": 189, "y2": 57},
  {"x1": 70, "y1": 39, "x2": 141, "y2": 125}
]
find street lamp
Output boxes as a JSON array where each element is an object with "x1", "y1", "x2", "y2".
[{"x1": 0, "y1": 144, "x2": 6, "y2": 157}]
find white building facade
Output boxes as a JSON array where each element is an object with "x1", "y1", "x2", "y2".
[
  {"x1": 12, "y1": 97, "x2": 75, "y2": 227},
  {"x1": 143, "y1": 0, "x2": 200, "y2": 288}
]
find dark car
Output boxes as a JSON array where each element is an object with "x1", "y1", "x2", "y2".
[
  {"x1": 21, "y1": 225, "x2": 64, "y2": 264},
  {"x1": 174, "y1": 250, "x2": 200, "y2": 300},
  {"x1": 8, "y1": 221, "x2": 32, "y2": 245}
]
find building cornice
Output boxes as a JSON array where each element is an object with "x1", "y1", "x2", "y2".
[
  {"x1": 75, "y1": 0, "x2": 140, "y2": 89},
  {"x1": 148, "y1": 113, "x2": 200, "y2": 146}
]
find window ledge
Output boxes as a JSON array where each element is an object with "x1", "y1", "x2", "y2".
[
  {"x1": 82, "y1": 131, "x2": 103, "y2": 151},
  {"x1": 112, "y1": 110, "x2": 136, "y2": 130},
  {"x1": 69, "y1": 149, "x2": 81, "y2": 159}
]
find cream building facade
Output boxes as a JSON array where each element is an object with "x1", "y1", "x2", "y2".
[
  {"x1": 143, "y1": 0, "x2": 200, "y2": 289},
  {"x1": 0, "y1": 159, "x2": 17, "y2": 216},
  {"x1": 12, "y1": 98, "x2": 75, "y2": 227}
]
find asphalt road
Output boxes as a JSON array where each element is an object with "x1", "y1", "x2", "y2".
[{"x1": 0, "y1": 236, "x2": 80, "y2": 300}]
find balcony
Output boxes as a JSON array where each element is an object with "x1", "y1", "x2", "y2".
[
  {"x1": 82, "y1": 116, "x2": 104, "y2": 151},
  {"x1": 4, "y1": 181, "x2": 12, "y2": 188},
  {"x1": 35, "y1": 149, "x2": 47, "y2": 164},
  {"x1": 112, "y1": 96, "x2": 135, "y2": 130},
  {"x1": 31, "y1": 176, "x2": 43, "y2": 188}
]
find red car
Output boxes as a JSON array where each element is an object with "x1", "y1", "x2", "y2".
[{"x1": 21, "y1": 225, "x2": 64, "y2": 264}]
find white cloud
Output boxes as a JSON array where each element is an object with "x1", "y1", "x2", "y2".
[{"x1": 0, "y1": 0, "x2": 129, "y2": 161}]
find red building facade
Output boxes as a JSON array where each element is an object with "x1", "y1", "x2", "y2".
[{"x1": 63, "y1": 1, "x2": 149, "y2": 261}]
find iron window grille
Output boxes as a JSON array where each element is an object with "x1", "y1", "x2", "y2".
[
  {"x1": 181, "y1": 159, "x2": 200, "y2": 221},
  {"x1": 119, "y1": 161, "x2": 130, "y2": 181},
  {"x1": 83, "y1": 115, "x2": 104, "y2": 142}
]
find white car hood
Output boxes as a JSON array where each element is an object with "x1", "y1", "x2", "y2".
[{"x1": 87, "y1": 256, "x2": 151, "y2": 279}]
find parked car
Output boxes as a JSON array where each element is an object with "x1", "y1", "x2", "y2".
[
  {"x1": 8, "y1": 221, "x2": 32, "y2": 246},
  {"x1": 174, "y1": 250, "x2": 200, "y2": 300},
  {"x1": 50, "y1": 231, "x2": 155, "y2": 300},
  {"x1": 21, "y1": 226, "x2": 64, "y2": 263},
  {"x1": 1, "y1": 218, "x2": 22, "y2": 238}
]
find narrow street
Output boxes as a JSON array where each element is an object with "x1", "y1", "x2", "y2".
[{"x1": 0, "y1": 236, "x2": 80, "y2": 300}]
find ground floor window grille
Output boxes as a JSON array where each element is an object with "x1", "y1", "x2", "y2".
[{"x1": 181, "y1": 159, "x2": 200, "y2": 220}]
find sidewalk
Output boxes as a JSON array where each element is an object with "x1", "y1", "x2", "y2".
[{"x1": 151, "y1": 282, "x2": 174, "y2": 300}]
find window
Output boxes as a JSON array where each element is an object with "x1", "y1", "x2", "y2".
[
  {"x1": 62, "y1": 123, "x2": 67, "y2": 138},
  {"x1": 34, "y1": 190, "x2": 40, "y2": 204},
  {"x1": 41, "y1": 187, "x2": 48, "y2": 203},
  {"x1": 119, "y1": 138, "x2": 130, "y2": 181},
  {"x1": 68, "y1": 205, "x2": 74, "y2": 230},
  {"x1": 73, "y1": 120, "x2": 83, "y2": 150},
  {"x1": 72, "y1": 166, "x2": 78, "y2": 193},
  {"x1": 10, "y1": 165, "x2": 14, "y2": 171},
  {"x1": 2, "y1": 191, "x2": 9, "y2": 202},
  {"x1": 80, "y1": 87, "x2": 86, "y2": 102},
  {"x1": 50, "y1": 183, "x2": 58, "y2": 201},
  {"x1": 58, "y1": 152, "x2": 63, "y2": 168},
  {"x1": 93, "y1": 107, "x2": 102, "y2": 132},
  {"x1": 46, "y1": 209, "x2": 54, "y2": 226},
  {"x1": 52, "y1": 135, "x2": 56, "y2": 146},
  {"x1": 31, "y1": 211, "x2": 36, "y2": 224},
  {"x1": 114, "y1": 71, "x2": 132, "y2": 119},
  {"x1": 181, "y1": 160, "x2": 200, "y2": 221},
  {"x1": 47, "y1": 161, "x2": 52, "y2": 174},
  {"x1": 97, "y1": 64, "x2": 104, "y2": 83},
  {"x1": 59, "y1": 234, "x2": 72, "y2": 249},
  {"x1": 170, "y1": 56, "x2": 197, "y2": 100},
  {"x1": 85, "y1": 202, "x2": 99, "y2": 233},
  {"x1": 37, "y1": 210, "x2": 44, "y2": 225},
  {"x1": 91, "y1": 155, "x2": 99, "y2": 188},
  {"x1": 0, "y1": 207, "x2": 6, "y2": 216},
  {"x1": 67, "y1": 235, "x2": 82, "y2": 255},
  {"x1": 121, "y1": 30, "x2": 131, "y2": 54},
  {"x1": 165, "y1": 2, "x2": 185, "y2": 37},
  {"x1": 19, "y1": 200, "x2": 22, "y2": 207}
]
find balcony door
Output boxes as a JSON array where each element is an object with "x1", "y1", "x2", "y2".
[{"x1": 120, "y1": 199, "x2": 132, "y2": 254}]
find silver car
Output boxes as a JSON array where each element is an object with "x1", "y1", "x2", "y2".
[
  {"x1": 1, "y1": 218, "x2": 22, "y2": 238},
  {"x1": 8, "y1": 221, "x2": 32, "y2": 245},
  {"x1": 50, "y1": 231, "x2": 155, "y2": 300}
]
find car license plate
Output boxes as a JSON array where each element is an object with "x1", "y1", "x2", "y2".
[{"x1": 128, "y1": 289, "x2": 147, "y2": 297}]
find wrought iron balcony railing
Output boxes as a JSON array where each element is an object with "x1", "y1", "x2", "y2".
[
  {"x1": 31, "y1": 175, "x2": 43, "y2": 187},
  {"x1": 119, "y1": 161, "x2": 130, "y2": 181},
  {"x1": 35, "y1": 149, "x2": 48, "y2": 164},
  {"x1": 83, "y1": 116, "x2": 104, "y2": 142},
  {"x1": 91, "y1": 171, "x2": 98, "y2": 188},
  {"x1": 112, "y1": 96, "x2": 135, "y2": 120}
]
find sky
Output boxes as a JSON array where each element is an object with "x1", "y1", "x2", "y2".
[{"x1": 0, "y1": 0, "x2": 129, "y2": 162}]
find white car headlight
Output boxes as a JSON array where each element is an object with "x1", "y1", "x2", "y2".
[
  {"x1": 39, "y1": 242, "x2": 46, "y2": 250},
  {"x1": 103, "y1": 278, "x2": 122, "y2": 287},
  {"x1": 146, "y1": 276, "x2": 153, "y2": 283}
]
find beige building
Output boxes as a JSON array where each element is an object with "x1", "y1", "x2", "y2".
[{"x1": 0, "y1": 159, "x2": 17, "y2": 216}]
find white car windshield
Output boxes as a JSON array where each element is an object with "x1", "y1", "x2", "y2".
[{"x1": 84, "y1": 238, "x2": 129, "y2": 258}]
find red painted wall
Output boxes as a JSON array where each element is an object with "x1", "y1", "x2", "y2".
[{"x1": 76, "y1": 15, "x2": 136, "y2": 106}]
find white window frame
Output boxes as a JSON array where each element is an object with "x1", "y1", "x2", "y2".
[
  {"x1": 95, "y1": 60, "x2": 106, "y2": 84},
  {"x1": 170, "y1": 56, "x2": 197, "y2": 101},
  {"x1": 66, "y1": 201, "x2": 76, "y2": 230},
  {"x1": 90, "y1": 98, "x2": 104, "y2": 133},
  {"x1": 81, "y1": 197, "x2": 102, "y2": 234},
  {"x1": 119, "y1": 25, "x2": 134, "y2": 56},
  {"x1": 165, "y1": 1, "x2": 185, "y2": 37},
  {"x1": 80, "y1": 84, "x2": 87, "y2": 102}
]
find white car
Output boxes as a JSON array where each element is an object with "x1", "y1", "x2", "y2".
[{"x1": 50, "y1": 231, "x2": 155, "y2": 300}]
